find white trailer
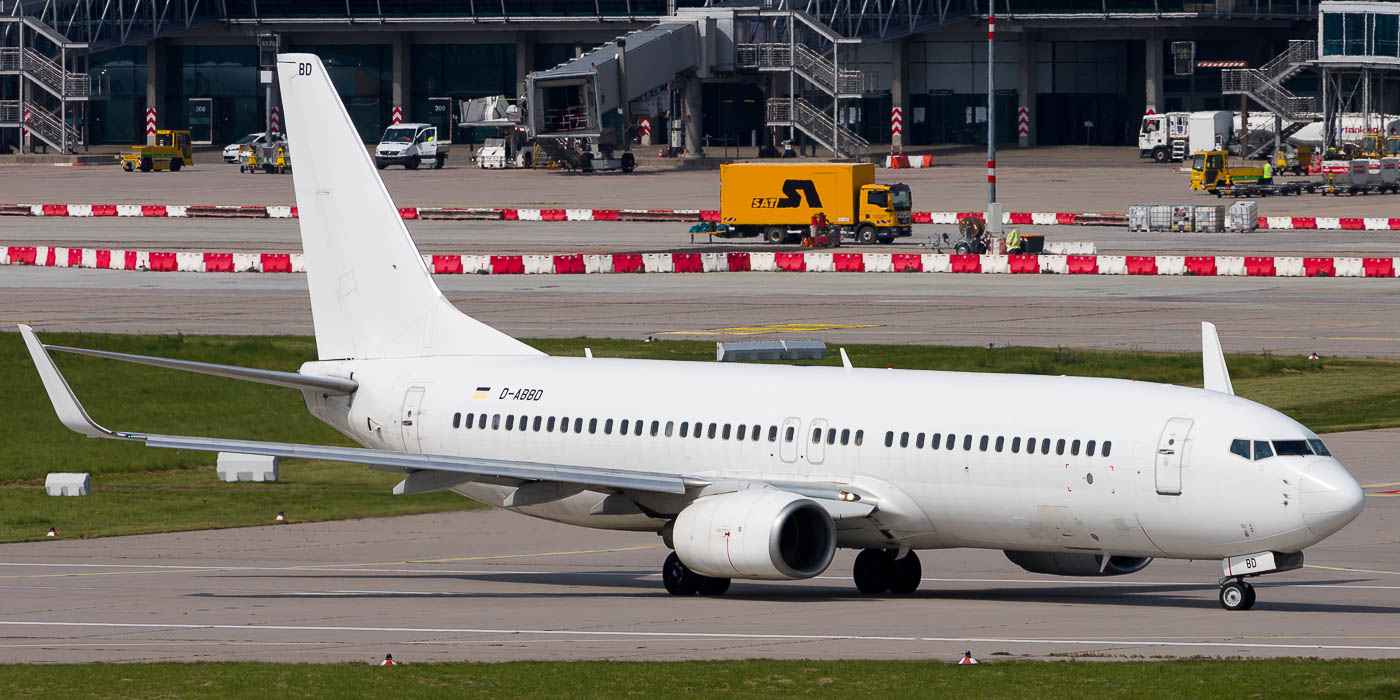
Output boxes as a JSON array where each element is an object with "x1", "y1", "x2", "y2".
[{"x1": 1139, "y1": 111, "x2": 1232, "y2": 163}]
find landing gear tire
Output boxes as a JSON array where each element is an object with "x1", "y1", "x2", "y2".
[
  {"x1": 764, "y1": 226, "x2": 788, "y2": 244},
  {"x1": 856, "y1": 225, "x2": 877, "y2": 245},
  {"x1": 662, "y1": 552, "x2": 701, "y2": 596},
  {"x1": 697, "y1": 575, "x2": 731, "y2": 596},
  {"x1": 888, "y1": 551, "x2": 922, "y2": 594},
  {"x1": 1219, "y1": 580, "x2": 1255, "y2": 611},
  {"x1": 853, "y1": 548, "x2": 894, "y2": 594}
]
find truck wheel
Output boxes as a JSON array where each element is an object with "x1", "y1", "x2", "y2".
[
  {"x1": 375, "y1": 159, "x2": 387, "y2": 170},
  {"x1": 139, "y1": 157, "x2": 153, "y2": 172},
  {"x1": 856, "y1": 225, "x2": 877, "y2": 245},
  {"x1": 1152, "y1": 148, "x2": 1169, "y2": 163},
  {"x1": 405, "y1": 156, "x2": 420, "y2": 170},
  {"x1": 954, "y1": 241, "x2": 972, "y2": 255},
  {"x1": 123, "y1": 161, "x2": 134, "y2": 172},
  {"x1": 435, "y1": 154, "x2": 446, "y2": 169},
  {"x1": 621, "y1": 152, "x2": 636, "y2": 173},
  {"x1": 170, "y1": 159, "x2": 181, "y2": 172},
  {"x1": 764, "y1": 227, "x2": 787, "y2": 244}
]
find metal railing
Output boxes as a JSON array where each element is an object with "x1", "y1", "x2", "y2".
[
  {"x1": 19, "y1": 100, "x2": 82, "y2": 152},
  {"x1": 737, "y1": 42, "x2": 865, "y2": 96},
  {"x1": 1221, "y1": 69, "x2": 1316, "y2": 120},
  {"x1": 22, "y1": 47, "x2": 93, "y2": 97},
  {"x1": 1257, "y1": 40, "x2": 1315, "y2": 83},
  {"x1": 767, "y1": 96, "x2": 869, "y2": 158},
  {"x1": 0, "y1": 99, "x2": 18, "y2": 123}
]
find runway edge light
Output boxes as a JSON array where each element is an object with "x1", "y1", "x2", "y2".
[{"x1": 959, "y1": 651, "x2": 978, "y2": 665}]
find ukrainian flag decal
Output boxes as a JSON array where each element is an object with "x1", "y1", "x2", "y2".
[{"x1": 473, "y1": 386, "x2": 490, "y2": 399}]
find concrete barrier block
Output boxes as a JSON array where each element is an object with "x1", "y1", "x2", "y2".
[
  {"x1": 216, "y1": 453, "x2": 279, "y2": 482},
  {"x1": 45, "y1": 472, "x2": 90, "y2": 496}
]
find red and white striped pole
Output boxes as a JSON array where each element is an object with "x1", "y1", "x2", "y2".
[
  {"x1": 270, "y1": 106, "x2": 281, "y2": 138},
  {"x1": 986, "y1": 5, "x2": 1000, "y2": 233},
  {"x1": 145, "y1": 107, "x2": 157, "y2": 144},
  {"x1": 391, "y1": 106, "x2": 403, "y2": 125}
]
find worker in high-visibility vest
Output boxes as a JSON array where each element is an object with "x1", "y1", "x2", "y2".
[
  {"x1": 1006, "y1": 228, "x2": 1022, "y2": 254},
  {"x1": 1260, "y1": 159, "x2": 1273, "y2": 186}
]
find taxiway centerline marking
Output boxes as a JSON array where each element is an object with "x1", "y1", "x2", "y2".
[
  {"x1": 3, "y1": 621, "x2": 1400, "y2": 652},
  {"x1": 1303, "y1": 564, "x2": 1400, "y2": 576}
]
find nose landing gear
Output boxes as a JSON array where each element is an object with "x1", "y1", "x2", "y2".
[
  {"x1": 1218, "y1": 578, "x2": 1257, "y2": 611},
  {"x1": 1216, "y1": 550, "x2": 1303, "y2": 610}
]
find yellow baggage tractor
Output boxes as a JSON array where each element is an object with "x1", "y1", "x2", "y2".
[
  {"x1": 1189, "y1": 150, "x2": 1264, "y2": 191},
  {"x1": 118, "y1": 130, "x2": 193, "y2": 172}
]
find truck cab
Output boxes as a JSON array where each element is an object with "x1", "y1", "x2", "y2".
[
  {"x1": 1138, "y1": 112, "x2": 1189, "y2": 162},
  {"x1": 857, "y1": 183, "x2": 913, "y2": 243},
  {"x1": 375, "y1": 123, "x2": 449, "y2": 170},
  {"x1": 1190, "y1": 150, "x2": 1263, "y2": 191}
]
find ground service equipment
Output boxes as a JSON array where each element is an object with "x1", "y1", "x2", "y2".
[
  {"x1": 119, "y1": 130, "x2": 193, "y2": 172},
  {"x1": 375, "y1": 123, "x2": 448, "y2": 169},
  {"x1": 719, "y1": 163, "x2": 912, "y2": 244},
  {"x1": 1139, "y1": 111, "x2": 1232, "y2": 163},
  {"x1": 1190, "y1": 150, "x2": 1265, "y2": 192}
]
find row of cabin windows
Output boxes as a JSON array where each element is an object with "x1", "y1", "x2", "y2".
[
  {"x1": 883, "y1": 430, "x2": 1112, "y2": 458},
  {"x1": 451, "y1": 412, "x2": 864, "y2": 446}
]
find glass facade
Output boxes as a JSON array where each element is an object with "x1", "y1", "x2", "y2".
[
  {"x1": 221, "y1": 0, "x2": 667, "y2": 18},
  {"x1": 1323, "y1": 11, "x2": 1400, "y2": 57},
  {"x1": 88, "y1": 47, "x2": 146, "y2": 145},
  {"x1": 167, "y1": 46, "x2": 262, "y2": 146},
  {"x1": 412, "y1": 44, "x2": 515, "y2": 143}
]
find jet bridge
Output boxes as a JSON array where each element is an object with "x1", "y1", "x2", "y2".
[{"x1": 526, "y1": 14, "x2": 732, "y2": 143}]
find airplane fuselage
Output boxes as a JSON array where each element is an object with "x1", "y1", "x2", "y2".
[{"x1": 301, "y1": 355, "x2": 1357, "y2": 561}]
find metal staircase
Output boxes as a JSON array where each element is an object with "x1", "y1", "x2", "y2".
[
  {"x1": 766, "y1": 96, "x2": 869, "y2": 158},
  {"x1": 1222, "y1": 41, "x2": 1319, "y2": 158},
  {"x1": 533, "y1": 136, "x2": 587, "y2": 169},
  {"x1": 736, "y1": 42, "x2": 865, "y2": 98}
]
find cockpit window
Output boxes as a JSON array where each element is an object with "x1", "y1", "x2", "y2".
[
  {"x1": 1252, "y1": 440, "x2": 1274, "y2": 460},
  {"x1": 1273, "y1": 440, "x2": 1313, "y2": 456},
  {"x1": 1308, "y1": 438, "x2": 1331, "y2": 456},
  {"x1": 1230, "y1": 439, "x2": 1251, "y2": 460}
]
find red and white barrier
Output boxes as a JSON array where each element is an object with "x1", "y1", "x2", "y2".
[{"x1": 7, "y1": 245, "x2": 1398, "y2": 279}]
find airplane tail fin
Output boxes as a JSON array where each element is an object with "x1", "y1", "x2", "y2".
[{"x1": 276, "y1": 53, "x2": 542, "y2": 361}]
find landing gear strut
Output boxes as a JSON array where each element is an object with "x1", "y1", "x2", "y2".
[
  {"x1": 662, "y1": 552, "x2": 730, "y2": 596},
  {"x1": 853, "y1": 548, "x2": 921, "y2": 595}
]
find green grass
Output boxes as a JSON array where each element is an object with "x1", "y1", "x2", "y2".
[
  {"x1": 1, "y1": 659, "x2": 1399, "y2": 698},
  {"x1": 2, "y1": 332, "x2": 1398, "y2": 544}
]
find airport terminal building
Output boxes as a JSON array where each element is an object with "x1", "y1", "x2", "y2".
[{"x1": 0, "y1": 2, "x2": 1350, "y2": 153}]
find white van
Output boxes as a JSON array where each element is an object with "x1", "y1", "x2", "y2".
[{"x1": 374, "y1": 123, "x2": 448, "y2": 169}]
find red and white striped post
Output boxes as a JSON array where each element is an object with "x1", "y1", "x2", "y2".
[
  {"x1": 890, "y1": 107, "x2": 903, "y2": 153},
  {"x1": 391, "y1": 106, "x2": 403, "y2": 125},
  {"x1": 1016, "y1": 106, "x2": 1030, "y2": 148},
  {"x1": 145, "y1": 107, "x2": 157, "y2": 144},
  {"x1": 270, "y1": 106, "x2": 281, "y2": 138},
  {"x1": 985, "y1": 7, "x2": 1001, "y2": 233},
  {"x1": 21, "y1": 108, "x2": 29, "y2": 138}
]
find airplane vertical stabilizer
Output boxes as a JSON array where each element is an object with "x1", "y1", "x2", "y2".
[
  {"x1": 275, "y1": 53, "x2": 542, "y2": 360},
  {"x1": 1201, "y1": 321, "x2": 1234, "y2": 395}
]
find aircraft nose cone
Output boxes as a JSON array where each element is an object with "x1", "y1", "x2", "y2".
[{"x1": 1300, "y1": 460, "x2": 1365, "y2": 538}]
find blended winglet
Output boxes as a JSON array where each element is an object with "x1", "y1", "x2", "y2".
[
  {"x1": 18, "y1": 325, "x2": 135, "y2": 440},
  {"x1": 1201, "y1": 321, "x2": 1235, "y2": 395}
]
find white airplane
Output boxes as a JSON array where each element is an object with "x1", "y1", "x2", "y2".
[{"x1": 21, "y1": 54, "x2": 1366, "y2": 611}]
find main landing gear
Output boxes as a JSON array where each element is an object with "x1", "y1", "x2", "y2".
[
  {"x1": 662, "y1": 552, "x2": 731, "y2": 596},
  {"x1": 852, "y1": 548, "x2": 922, "y2": 595}
]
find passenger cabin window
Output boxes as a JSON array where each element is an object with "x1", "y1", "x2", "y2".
[
  {"x1": 900, "y1": 432, "x2": 910, "y2": 448},
  {"x1": 604, "y1": 419, "x2": 613, "y2": 435},
  {"x1": 547, "y1": 416, "x2": 556, "y2": 432},
  {"x1": 1253, "y1": 440, "x2": 1273, "y2": 460},
  {"x1": 1230, "y1": 439, "x2": 1251, "y2": 459},
  {"x1": 768, "y1": 426, "x2": 779, "y2": 442},
  {"x1": 1071, "y1": 439, "x2": 1081, "y2": 456},
  {"x1": 752, "y1": 424, "x2": 761, "y2": 441},
  {"x1": 589, "y1": 418, "x2": 598, "y2": 434},
  {"x1": 1102, "y1": 441, "x2": 1112, "y2": 457},
  {"x1": 1056, "y1": 439, "x2": 1066, "y2": 456},
  {"x1": 680, "y1": 422, "x2": 689, "y2": 438},
  {"x1": 931, "y1": 433, "x2": 941, "y2": 449},
  {"x1": 737, "y1": 425, "x2": 747, "y2": 441},
  {"x1": 915, "y1": 433, "x2": 925, "y2": 449},
  {"x1": 573, "y1": 418, "x2": 583, "y2": 433},
  {"x1": 453, "y1": 413, "x2": 461, "y2": 429},
  {"x1": 979, "y1": 435, "x2": 989, "y2": 452},
  {"x1": 995, "y1": 436, "x2": 1005, "y2": 452},
  {"x1": 492, "y1": 414, "x2": 501, "y2": 430},
  {"x1": 723, "y1": 424, "x2": 732, "y2": 440},
  {"x1": 827, "y1": 428, "x2": 837, "y2": 445},
  {"x1": 885, "y1": 431, "x2": 894, "y2": 448},
  {"x1": 813, "y1": 428, "x2": 823, "y2": 444},
  {"x1": 532, "y1": 416, "x2": 542, "y2": 431},
  {"x1": 1011, "y1": 437, "x2": 1021, "y2": 453},
  {"x1": 665, "y1": 421, "x2": 674, "y2": 437},
  {"x1": 784, "y1": 426, "x2": 796, "y2": 442},
  {"x1": 1086, "y1": 440, "x2": 1096, "y2": 457},
  {"x1": 620, "y1": 419, "x2": 629, "y2": 434},
  {"x1": 854, "y1": 430, "x2": 864, "y2": 446},
  {"x1": 634, "y1": 420, "x2": 643, "y2": 437},
  {"x1": 1041, "y1": 438, "x2": 1051, "y2": 454},
  {"x1": 841, "y1": 429, "x2": 851, "y2": 445},
  {"x1": 707, "y1": 423, "x2": 717, "y2": 439},
  {"x1": 466, "y1": 414, "x2": 475, "y2": 429},
  {"x1": 651, "y1": 420, "x2": 660, "y2": 437},
  {"x1": 561, "y1": 416, "x2": 570, "y2": 433},
  {"x1": 963, "y1": 435, "x2": 973, "y2": 451}
]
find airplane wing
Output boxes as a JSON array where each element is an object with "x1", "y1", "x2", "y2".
[{"x1": 19, "y1": 325, "x2": 876, "y2": 511}]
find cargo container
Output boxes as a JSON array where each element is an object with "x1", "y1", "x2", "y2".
[{"x1": 719, "y1": 162, "x2": 912, "y2": 244}]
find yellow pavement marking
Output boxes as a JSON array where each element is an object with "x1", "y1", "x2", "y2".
[
  {"x1": 660, "y1": 322, "x2": 878, "y2": 336},
  {"x1": 0, "y1": 545, "x2": 657, "y2": 580},
  {"x1": 0, "y1": 642, "x2": 336, "y2": 649},
  {"x1": 1304, "y1": 564, "x2": 1400, "y2": 576},
  {"x1": 1367, "y1": 493, "x2": 1400, "y2": 497},
  {"x1": 1362, "y1": 481, "x2": 1400, "y2": 489}
]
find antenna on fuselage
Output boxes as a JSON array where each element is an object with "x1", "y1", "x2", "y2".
[{"x1": 1201, "y1": 321, "x2": 1235, "y2": 395}]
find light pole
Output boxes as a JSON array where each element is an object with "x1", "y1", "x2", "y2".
[{"x1": 986, "y1": 3, "x2": 1001, "y2": 235}]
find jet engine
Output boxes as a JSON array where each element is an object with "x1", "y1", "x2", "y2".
[
  {"x1": 1004, "y1": 551, "x2": 1152, "y2": 577},
  {"x1": 673, "y1": 490, "x2": 836, "y2": 580}
]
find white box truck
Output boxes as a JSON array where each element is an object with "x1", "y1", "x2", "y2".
[
  {"x1": 1140, "y1": 111, "x2": 1233, "y2": 163},
  {"x1": 374, "y1": 123, "x2": 449, "y2": 170}
]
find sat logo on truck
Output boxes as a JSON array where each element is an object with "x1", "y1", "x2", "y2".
[{"x1": 751, "y1": 180, "x2": 823, "y2": 208}]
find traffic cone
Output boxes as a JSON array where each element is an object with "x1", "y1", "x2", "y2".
[
  {"x1": 379, "y1": 653, "x2": 395, "y2": 666},
  {"x1": 275, "y1": 510, "x2": 286, "y2": 522},
  {"x1": 958, "y1": 650, "x2": 978, "y2": 664},
  {"x1": 46, "y1": 527, "x2": 57, "y2": 537}
]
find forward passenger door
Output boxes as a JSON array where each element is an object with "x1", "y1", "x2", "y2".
[{"x1": 1155, "y1": 417, "x2": 1193, "y2": 495}]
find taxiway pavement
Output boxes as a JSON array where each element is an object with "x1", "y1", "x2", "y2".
[{"x1": 0, "y1": 429, "x2": 1396, "y2": 663}]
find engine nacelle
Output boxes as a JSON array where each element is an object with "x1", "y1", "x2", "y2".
[
  {"x1": 1004, "y1": 551, "x2": 1152, "y2": 577},
  {"x1": 673, "y1": 490, "x2": 836, "y2": 580}
]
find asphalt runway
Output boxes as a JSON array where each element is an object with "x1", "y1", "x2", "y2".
[
  {"x1": 0, "y1": 428, "x2": 1395, "y2": 663},
  {"x1": 5, "y1": 266, "x2": 1400, "y2": 357}
]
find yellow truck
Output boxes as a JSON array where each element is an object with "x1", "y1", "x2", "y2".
[
  {"x1": 1189, "y1": 150, "x2": 1265, "y2": 191},
  {"x1": 119, "y1": 130, "x2": 194, "y2": 172},
  {"x1": 719, "y1": 162, "x2": 912, "y2": 244}
]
